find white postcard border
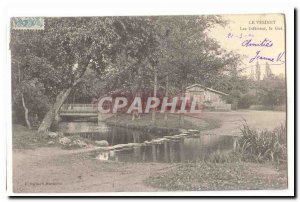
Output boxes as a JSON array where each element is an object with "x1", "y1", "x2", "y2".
[{"x1": 3, "y1": 4, "x2": 295, "y2": 197}]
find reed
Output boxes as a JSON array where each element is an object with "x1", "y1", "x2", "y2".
[
  {"x1": 234, "y1": 122, "x2": 287, "y2": 164},
  {"x1": 207, "y1": 150, "x2": 241, "y2": 163}
]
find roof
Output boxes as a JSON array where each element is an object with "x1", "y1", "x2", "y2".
[{"x1": 186, "y1": 84, "x2": 229, "y2": 96}]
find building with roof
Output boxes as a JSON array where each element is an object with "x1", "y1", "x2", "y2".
[{"x1": 185, "y1": 84, "x2": 231, "y2": 111}]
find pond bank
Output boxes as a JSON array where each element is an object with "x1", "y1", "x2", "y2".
[
  {"x1": 103, "y1": 113, "x2": 219, "y2": 133},
  {"x1": 12, "y1": 124, "x2": 287, "y2": 192},
  {"x1": 105, "y1": 114, "x2": 201, "y2": 128},
  {"x1": 145, "y1": 162, "x2": 287, "y2": 191},
  {"x1": 187, "y1": 110, "x2": 286, "y2": 136},
  {"x1": 13, "y1": 146, "x2": 287, "y2": 193},
  {"x1": 104, "y1": 121, "x2": 179, "y2": 134}
]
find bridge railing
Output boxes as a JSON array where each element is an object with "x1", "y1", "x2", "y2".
[
  {"x1": 61, "y1": 104, "x2": 94, "y2": 108},
  {"x1": 60, "y1": 103, "x2": 114, "y2": 114},
  {"x1": 60, "y1": 104, "x2": 97, "y2": 113}
]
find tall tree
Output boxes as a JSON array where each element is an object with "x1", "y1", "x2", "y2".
[
  {"x1": 250, "y1": 67, "x2": 255, "y2": 80},
  {"x1": 11, "y1": 17, "x2": 160, "y2": 132},
  {"x1": 264, "y1": 62, "x2": 273, "y2": 79},
  {"x1": 157, "y1": 16, "x2": 240, "y2": 124},
  {"x1": 257, "y1": 76, "x2": 286, "y2": 108},
  {"x1": 255, "y1": 61, "x2": 261, "y2": 81}
]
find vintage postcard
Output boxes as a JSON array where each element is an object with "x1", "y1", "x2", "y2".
[{"x1": 7, "y1": 13, "x2": 293, "y2": 196}]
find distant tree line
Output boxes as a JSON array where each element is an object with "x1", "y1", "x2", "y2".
[{"x1": 224, "y1": 62, "x2": 286, "y2": 110}]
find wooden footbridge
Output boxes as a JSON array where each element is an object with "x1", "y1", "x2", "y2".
[
  {"x1": 59, "y1": 104, "x2": 112, "y2": 121},
  {"x1": 59, "y1": 104, "x2": 98, "y2": 117}
]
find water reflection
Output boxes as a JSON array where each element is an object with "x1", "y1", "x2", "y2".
[
  {"x1": 58, "y1": 121, "x2": 109, "y2": 133},
  {"x1": 96, "y1": 135, "x2": 235, "y2": 163},
  {"x1": 58, "y1": 121, "x2": 168, "y2": 146},
  {"x1": 58, "y1": 121, "x2": 236, "y2": 163}
]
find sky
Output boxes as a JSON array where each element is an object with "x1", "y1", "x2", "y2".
[{"x1": 209, "y1": 14, "x2": 285, "y2": 78}]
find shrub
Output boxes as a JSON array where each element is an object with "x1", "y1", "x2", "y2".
[
  {"x1": 234, "y1": 122, "x2": 287, "y2": 164},
  {"x1": 238, "y1": 93, "x2": 257, "y2": 109},
  {"x1": 207, "y1": 150, "x2": 241, "y2": 163}
]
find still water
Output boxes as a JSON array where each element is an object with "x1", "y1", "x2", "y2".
[
  {"x1": 58, "y1": 121, "x2": 170, "y2": 145},
  {"x1": 96, "y1": 135, "x2": 235, "y2": 163},
  {"x1": 58, "y1": 121, "x2": 236, "y2": 163}
]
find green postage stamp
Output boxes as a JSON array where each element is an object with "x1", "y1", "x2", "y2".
[{"x1": 11, "y1": 17, "x2": 44, "y2": 30}]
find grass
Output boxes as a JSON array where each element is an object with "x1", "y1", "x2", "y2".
[
  {"x1": 234, "y1": 122, "x2": 287, "y2": 164},
  {"x1": 201, "y1": 123, "x2": 287, "y2": 165},
  {"x1": 206, "y1": 150, "x2": 241, "y2": 163},
  {"x1": 105, "y1": 113, "x2": 204, "y2": 130},
  {"x1": 201, "y1": 117, "x2": 222, "y2": 130},
  {"x1": 145, "y1": 162, "x2": 287, "y2": 191},
  {"x1": 13, "y1": 123, "x2": 288, "y2": 191},
  {"x1": 145, "y1": 123, "x2": 288, "y2": 191},
  {"x1": 12, "y1": 124, "x2": 57, "y2": 150}
]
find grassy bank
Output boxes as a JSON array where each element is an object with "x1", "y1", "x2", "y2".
[
  {"x1": 235, "y1": 123, "x2": 287, "y2": 164},
  {"x1": 105, "y1": 113, "x2": 220, "y2": 131},
  {"x1": 207, "y1": 123, "x2": 287, "y2": 164},
  {"x1": 145, "y1": 124, "x2": 288, "y2": 191},
  {"x1": 13, "y1": 121, "x2": 288, "y2": 191},
  {"x1": 145, "y1": 162, "x2": 287, "y2": 191},
  {"x1": 12, "y1": 125, "x2": 54, "y2": 150}
]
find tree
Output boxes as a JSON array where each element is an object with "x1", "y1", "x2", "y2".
[
  {"x1": 11, "y1": 57, "x2": 50, "y2": 129},
  {"x1": 97, "y1": 17, "x2": 162, "y2": 121},
  {"x1": 212, "y1": 67, "x2": 250, "y2": 109},
  {"x1": 157, "y1": 16, "x2": 240, "y2": 123},
  {"x1": 11, "y1": 17, "x2": 160, "y2": 133},
  {"x1": 255, "y1": 61, "x2": 261, "y2": 81},
  {"x1": 257, "y1": 76, "x2": 286, "y2": 108},
  {"x1": 250, "y1": 67, "x2": 255, "y2": 80},
  {"x1": 264, "y1": 62, "x2": 273, "y2": 79}
]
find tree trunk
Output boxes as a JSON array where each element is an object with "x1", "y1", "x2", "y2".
[
  {"x1": 21, "y1": 93, "x2": 31, "y2": 129},
  {"x1": 179, "y1": 79, "x2": 187, "y2": 126},
  {"x1": 18, "y1": 61, "x2": 31, "y2": 129},
  {"x1": 38, "y1": 61, "x2": 91, "y2": 134},
  {"x1": 152, "y1": 68, "x2": 157, "y2": 122},
  {"x1": 164, "y1": 75, "x2": 169, "y2": 122},
  {"x1": 38, "y1": 87, "x2": 72, "y2": 133}
]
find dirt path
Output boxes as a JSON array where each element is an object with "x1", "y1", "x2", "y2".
[
  {"x1": 12, "y1": 111, "x2": 286, "y2": 193},
  {"x1": 186, "y1": 110, "x2": 286, "y2": 136},
  {"x1": 13, "y1": 147, "x2": 171, "y2": 193},
  {"x1": 13, "y1": 146, "x2": 287, "y2": 193}
]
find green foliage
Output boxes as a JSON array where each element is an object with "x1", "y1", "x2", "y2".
[
  {"x1": 11, "y1": 17, "x2": 159, "y2": 98},
  {"x1": 257, "y1": 76, "x2": 286, "y2": 107},
  {"x1": 212, "y1": 68, "x2": 250, "y2": 107},
  {"x1": 225, "y1": 74, "x2": 286, "y2": 110},
  {"x1": 264, "y1": 62, "x2": 273, "y2": 78},
  {"x1": 237, "y1": 93, "x2": 258, "y2": 109},
  {"x1": 105, "y1": 113, "x2": 200, "y2": 130},
  {"x1": 145, "y1": 162, "x2": 287, "y2": 191},
  {"x1": 11, "y1": 17, "x2": 160, "y2": 125},
  {"x1": 11, "y1": 68, "x2": 50, "y2": 127},
  {"x1": 235, "y1": 122, "x2": 287, "y2": 164},
  {"x1": 12, "y1": 124, "x2": 56, "y2": 149},
  {"x1": 255, "y1": 61, "x2": 261, "y2": 81},
  {"x1": 207, "y1": 150, "x2": 241, "y2": 163},
  {"x1": 156, "y1": 16, "x2": 241, "y2": 90}
]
